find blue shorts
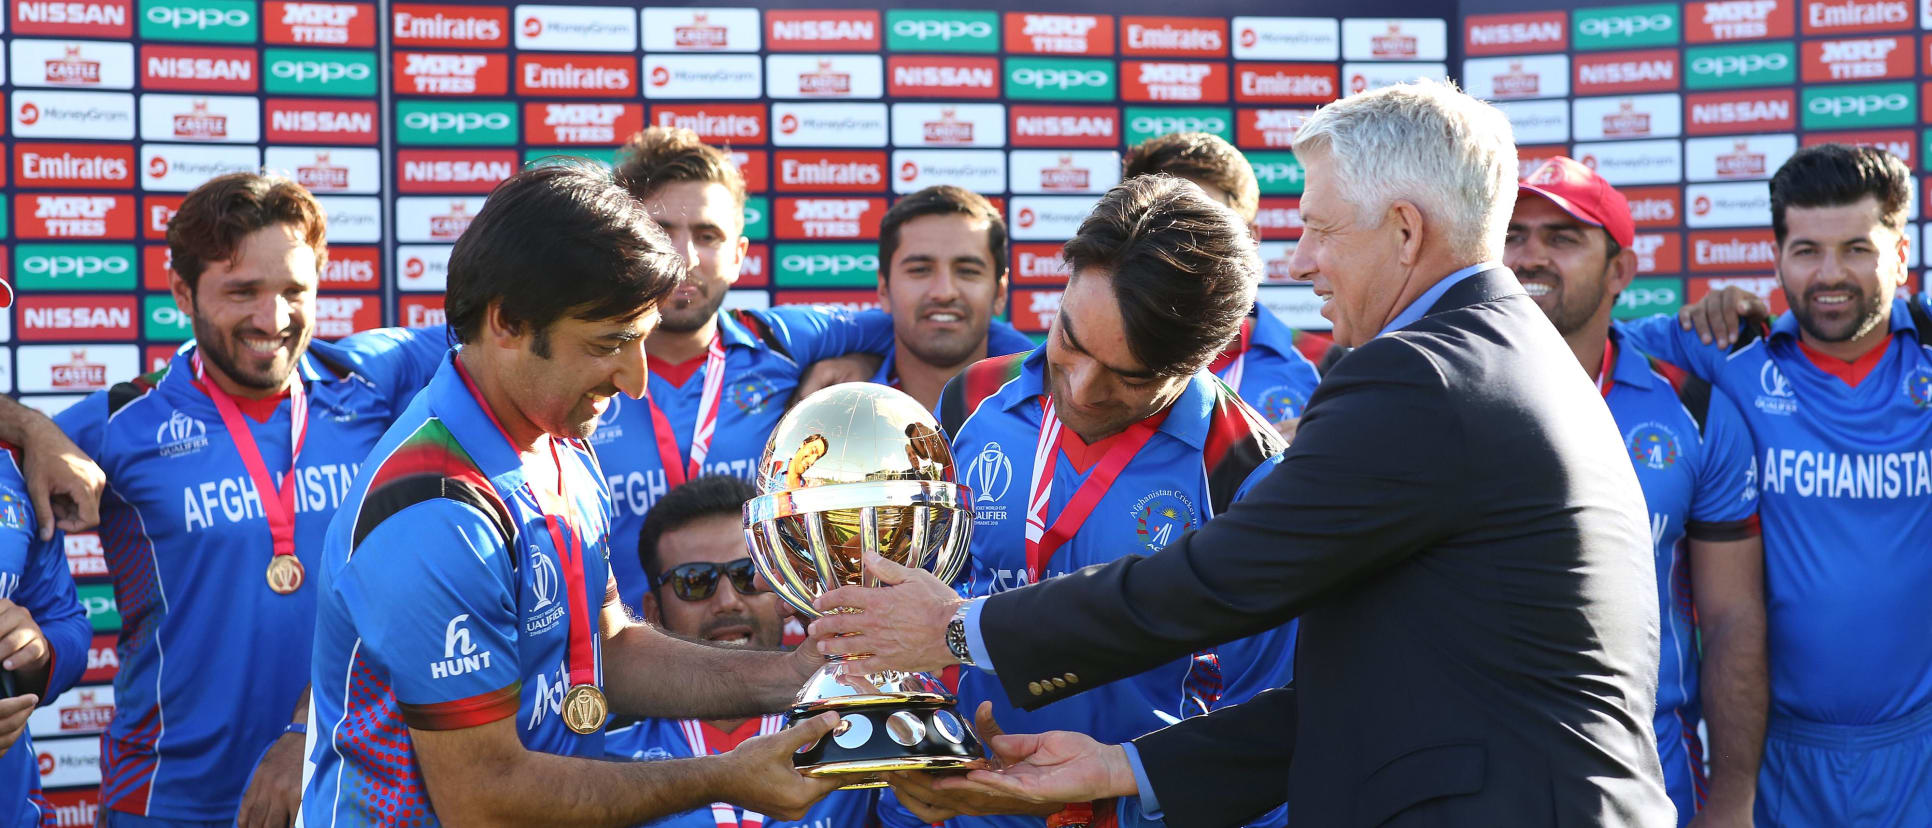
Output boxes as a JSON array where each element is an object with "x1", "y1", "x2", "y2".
[
  {"x1": 1757, "y1": 701, "x2": 1932, "y2": 827},
  {"x1": 1655, "y1": 709, "x2": 1706, "y2": 827}
]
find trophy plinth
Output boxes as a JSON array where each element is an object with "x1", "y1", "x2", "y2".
[{"x1": 744, "y1": 383, "x2": 984, "y2": 790}]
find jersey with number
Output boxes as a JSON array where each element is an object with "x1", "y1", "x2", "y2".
[
  {"x1": 51, "y1": 328, "x2": 446, "y2": 821},
  {"x1": 306, "y1": 353, "x2": 614, "y2": 827},
  {"x1": 591, "y1": 308, "x2": 901, "y2": 613},
  {"x1": 603, "y1": 715, "x2": 876, "y2": 828},
  {"x1": 1211, "y1": 303, "x2": 1322, "y2": 423},
  {"x1": 0, "y1": 448, "x2": 89, "y2": 828},
  {"x1": 916, "y1": 348, "x2": 1293, "y2": 828},
  {"x1": 1603, "y1": 326, "x2": 1760, "y2": 817},
  {"x1": 1620, "y1": 298, "x2": 1932, "y2": 726}
]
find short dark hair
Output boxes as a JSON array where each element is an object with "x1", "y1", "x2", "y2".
[
  {"x1": 445, "y1": 161, "x2": 683, "y2": 350},
  {"x1": 1061, "y1": 175, "x2": 1259, "y2": 377},
  {"x1": 638, "y1": 474, "x2": 757, "y2": 581},
  {"x1": 878, "y1": 185, "x2": 1008, "y2": 283},
  {"x1": 1122, "y1": 132, "x2": 1260, "y2": 225},
  {"x1": 614, "y1": 126, "x2": 747, "y2": 211},
  {"x1": 1770, "y1": 144, "x2": 1911, "y2": 246},
  {"x1": 167, "y1": 172, "x2": 328, "y2": 290}
]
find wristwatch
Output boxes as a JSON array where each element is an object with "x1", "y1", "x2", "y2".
[{"x1": 945, "y1": 601, "x2": 977, "y2": 667}]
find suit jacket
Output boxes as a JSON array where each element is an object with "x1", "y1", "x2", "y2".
[{"x1": 980, "y1": 269, "x2": 1675, "y2": 828}]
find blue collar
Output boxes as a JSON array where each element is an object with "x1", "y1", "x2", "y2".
[
  {"x1": 715, "y1": 310, "x2": 763, "y2": 351},
  {"x1": 424, "y1": 352, "x2": 527, "y2": 483},
  {"x1": 870, "y1": 349, "x2": 897, "y2": 385},
  {"x1": 1605, "y1": 324, "x2": 1658, "y2": 391},
  {"x1": 1375, "y1": 262, "x2": 1500, "y2": 339},
  {"x1": 1245, "y1": 303, "x2": 1300, "y2": 359},
  {"x1": 996, "y1": 347, "x2": 1221, "y2": 450}
]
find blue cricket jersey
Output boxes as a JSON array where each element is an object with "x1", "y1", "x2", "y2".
[
  {"x1": 1211, "y1": 303, "x2": 1322, "y2": 423},
  {"x1": 305, "y1": 353, "x2": 614, "y2": 826},
  {"x1": 1603, "y1": 326, "x2": 1761, "y2": 824},
  {"x1": 1620, "y1": 298, "x2": 1932, "y2": 726},
  {"x1": 604, "y1": 715, "x2": 877, "y2": 828},
  {"x1": 51, "y1": 329, "x2": 446, "y2": 821},
  {"x1": 0, "y1": 448, "x2": 89, "y2": 828},
  {"x1": 899, "y1": 348, "x2": 1294, "y2": 828}
]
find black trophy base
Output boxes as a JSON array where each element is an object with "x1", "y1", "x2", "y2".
[{"x1": 787, "y1": 699, "x2": 984, "y2": 790}]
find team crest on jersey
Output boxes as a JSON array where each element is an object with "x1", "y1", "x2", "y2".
[
  {"x1": 1625, "y1": 421, "x2": 1680, "y2": 471},
  {"x1": 155, "y1": 410, "x2": 210, "y2": 458},
  {"x1": 588, "y1": 396, "x2": 625, "y2": 445},
  {"x1": 1131, "y1": 490, "x2": 1197, "y2": 550},
  {"x1": 730, "y1": 376, "x2": 780, "y2": 414},
  {"x1": 964, "y1": 442, "x2": 1013, "y2": 527},
  {"x1": 1256, "y1": 386, "x2": 1302, "y2": 422},
  {"x1": 525, "y1": 543, "x2": 566, "y2": 637},
  {"x1": 0, "y1": 492, "x2": 28, "y2": 532},
  {"x1": 1904, "y1": 366, "x2": 1932, "y2": 410},
  {"x1": 1754, "y1": 361, "x2": 1797, "y2": 416},
  {"x1": 637, "y1": 746, "x2": 674, "y2": 761}
]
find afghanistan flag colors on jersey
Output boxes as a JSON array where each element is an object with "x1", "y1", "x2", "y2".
[
  {"x1": 1620, "y1": 298, "x2": 1932, "y2": 727},
  {"x1": 1602, "y1": 325, "x2": 1760, "y2": 826},
  {"x1": 0, "y1": 447, "x2": 89, "y2": 828},
  {"x1": 906, "y1": 347, "x2": 1293, "y2": 828},
  {"x1": 52, "y1": 328, "x2": 447, "y2": 822},
  {"x1": 1209, "y1": 303, "x2": 1323, "y2": 424},
  {"x1": 306, "y1": 353, "x2": 615, "y2": 827}
]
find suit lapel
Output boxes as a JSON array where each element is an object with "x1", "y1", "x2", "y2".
[{"x1": 1425, "y1": 269, "x2": 1522, "y2": 317}]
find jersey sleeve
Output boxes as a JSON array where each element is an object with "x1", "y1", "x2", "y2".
[
  {"x1": 1686, "y1": 387, "x2": 1760, "y2": 541},
  {"x1": 1613, "y1": 315, "x2": 1727, "y2": 381},
  {"x1": 327, "y1": 325, "x2": 451, "y2": 412},
  {"x1": 50, "y1": 390, "x2": 112, "y2": 462},
  {"x1": 336, "y1": 498, "x2": 522, "y2": 731},
  {"x1": 747, "y1": 307, "x2": 898, "y2": 365}
]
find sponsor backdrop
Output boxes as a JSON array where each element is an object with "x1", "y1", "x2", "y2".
[
  {"x1": 2, "y1": 0, "x2": 1442, "y2": 815},
  {"x1": 1461, "y1": 0, "x2": 1932, "y2": 324}
]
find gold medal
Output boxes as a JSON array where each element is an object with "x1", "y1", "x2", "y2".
[
  {"x1": 266, "y1": 555, "x2": 305, "y2": 595},
  {"x1": 562, "y1": 684, "x2": 607, "y2": 734}
]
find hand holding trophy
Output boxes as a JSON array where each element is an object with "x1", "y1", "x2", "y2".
[{"x1": 743, "y1": 382, "x2": 984, "y2": 789}]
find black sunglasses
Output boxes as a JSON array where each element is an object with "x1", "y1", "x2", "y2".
[{"x1": 656, "y1": 558, "x2": 762, "y2": 602}]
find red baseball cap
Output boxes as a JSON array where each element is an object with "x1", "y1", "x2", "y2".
[
  {"x1": 1517, "y1": 156, "x2": 1635, "y2": 250},
  {"x1": 0, "y1": 280, "x2": 12, "y2": 309}
]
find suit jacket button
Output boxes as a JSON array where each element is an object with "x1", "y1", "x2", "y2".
[
  {"x1": 1028, "y1": 681, "x2": 1044, "y2": 696},
  {"x1": 1064, "y1": 673, "x2": 1079, "y2": 685},
  {"x1": 1051, "y1": 677, "x2": 1067, "y2": 689}
]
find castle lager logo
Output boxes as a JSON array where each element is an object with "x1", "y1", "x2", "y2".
[
  {"x1": 641, "y1": 8, "x2": 759, "y2": 52},
  {"x1": 41, "y1": 44, "x2": 105, "y2": 86},
  {"x1": 264, "y1": 147, "x2": 380, "y2": 193},
  {"x1": 766, "y1": 55, "x2": 884, "y2": 99}
]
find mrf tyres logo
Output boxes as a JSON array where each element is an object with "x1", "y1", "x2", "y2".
[
  {"x1": 1005, "y1": 58, "x2": 1115, "y2": 101},
  {"x1": 1573, "y1": 4, "x2": 1680, "y2": 50},
  {"x1": 1802, "y1": 82, "x2": 1913, "y2": 128}
]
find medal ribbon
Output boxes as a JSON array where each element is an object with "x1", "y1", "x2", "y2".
[
  {"x1": 644, "y1": 335, "x2": 728, "y2": 488},
  {"x1": 192, "y1": 350, "x2": 308, "y2": 563},
  {"x1": 453, "y1": 358, "x2": 604, "y2": 708},
  {"x1": 1023, "y1": 397, "x2": 1159, "y2": 583},
  {"x1": 679, "y1": 716, "x2": 783, "y2": 827}
]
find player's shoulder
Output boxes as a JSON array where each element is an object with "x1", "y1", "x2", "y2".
[
  {"x1": 348, "y1": 416, "x2": 517, "y2": 558},
  {"x1": 938, "y1": 351, "x2": 1031, "y2": 439},
  {"x1": 1198, "y1": 376, "x2": 1287, "y2": 513}
]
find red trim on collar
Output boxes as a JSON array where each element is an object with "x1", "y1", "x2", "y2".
[
  {"x1": 1058, "y1": 406, "x2": 1173, "y2": 475},
  {"x1": 648, "y1": 352, "x2": 708, "y2": 387},
  {"x1": 699, "y1": 718, "x2": 763, "y2": 753},
  {"x1": 1797, "y1": 335, "x2": 1892, "y2": 388},
  {"x1": 232, "y1": 387, "x2": 292, "y2": 423}
]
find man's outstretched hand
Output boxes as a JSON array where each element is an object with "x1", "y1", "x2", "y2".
[
  {"x1": 885, "y1": 702, "x2": 1062, "y2": 822},
  {"x1": 926, "y1": 705, "x2": 1139, "y2": 807},
  {"x1": 809, "y1": 542, "x2": 962, "y2": 675}
]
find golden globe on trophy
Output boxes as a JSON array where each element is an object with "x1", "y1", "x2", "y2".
[{"x1": 743, "y1": 382, "x2": 984, "y2": 789}]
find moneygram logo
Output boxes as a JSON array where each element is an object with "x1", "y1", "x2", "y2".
[
  {"x1": 775, "y1": 243, "x2": 879, "y2": 286},
  {"x1": 1801, "y1": 82, "x2": 1914, "y2": 127},
  {"x1": 1125, "y1": 107, "x2": 1231, "y2": 144},
  {"x1": 888, "y1": 11, "x2": 997, "y2": 51},
  {"x1": 140, "y1": 0, "x2": 255, "y2": 42},
  {"x1": 1006, "y1": 59, "x2": 1115, "y2": 101},
  {"x1": 1686, "y1": 43, "x2": 1795, "y2": 88},
  {"x1": 398, "y1": 102, "x2": 516, "y2": 144},
  {"x1": 265, "y1": 48, "x2": 376, "y2": 95},
  {"x1": 1573, "y1": 4, "x2": 1680, "y2": 49}
]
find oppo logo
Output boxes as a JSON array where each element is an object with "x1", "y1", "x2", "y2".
[
  {"x1": 1692, "y1": 53, "x2": 1787, "y2": 77},
  {"x1": 781, "y1": 253, "x2": 877, "y2": 275},
  {"x1": 1808, "y1": 93, "x2": 1908, "y2": 117},
  {"x1": 404, "y1": 111, "x2": 511, "y2": 133},
  {"x1": 146, "y1": 6, "x2": 250, "y2": 29},
  {"x1": 1132, "y1": 115, "x2": 1225, "y2": 135},
  {"x1": 1579, "y1": 14, "x2": 1673, "y2": 37},
  {"x1": 1012, "y1": 68, "x2": 1108, "y2": 90},
  {"x1": 150, "y1": 305, "x2": 189, "y2": 327},
  {"x1": 271, "y1": 59, "x2": 370, "y2": 83},
  {"x1": 894, "y1": 19, "x2": 991, "y2": 41},
  {"x1": 23, "y1": 255, "x2": 130, "y2": 277},
  {"x1": 1253, "y1": 162, "x2": 1301, "y2": 183},
  {"x1": 1616, "y1": 287, "x2": 1679, "y2": 308}
]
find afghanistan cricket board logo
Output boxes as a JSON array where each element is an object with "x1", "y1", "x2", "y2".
[
  {"x1": 730, "y1": 375, "x2": 780, "y2": 414},
  {"x1": 1132, "y1": 490, "x2": 1197, "y2": 550},
  {"x1": 1625, "y1": 421, "x2": 1680, "y2": 471},
  {"x1": 1901, "y1": 365, "x2": 1932, "y2": 409},
  {"x1": 1256, "y1": 386, "x2": 1302, "y2": 422}
]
